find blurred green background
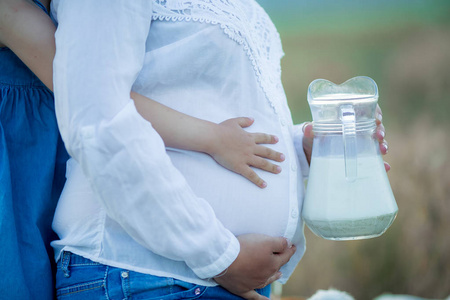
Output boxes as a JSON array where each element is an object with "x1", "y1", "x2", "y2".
[{"x1": 256, "y1": 1, "x2": 450, "y2": 299}]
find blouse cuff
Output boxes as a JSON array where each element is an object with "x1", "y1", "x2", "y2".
[
  {"x1": 191, "y1": 235, "x2": 240, "y2": 280},
  {"x1": 293, "y1": 123, "x2": 310, "y2": 179}
]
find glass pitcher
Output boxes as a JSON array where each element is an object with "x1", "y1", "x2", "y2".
[{"x1": 302, "y1": 76, "x2": 398, "y2": 240}]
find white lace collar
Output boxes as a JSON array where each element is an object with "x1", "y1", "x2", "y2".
[{"x1": 153, "y1": 0, "x2": 286, "y2": 112}]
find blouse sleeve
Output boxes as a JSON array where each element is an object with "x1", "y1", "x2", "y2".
[
  {"x1": 293, "y1": 123, "x2": 310, "y2": 180},
  {"x1": 52, "y1": 0, "x2": 239, "y2": 279}
]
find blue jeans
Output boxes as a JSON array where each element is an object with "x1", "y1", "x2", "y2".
[{"x1": 56, "y1": 252, "x2": 271, "y2": 299}]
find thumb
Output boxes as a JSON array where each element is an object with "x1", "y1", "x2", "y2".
[
  {"x1": 270, "y1": 236, "x2": 292, "y2": 253},
  {"x1": 235, "y1": 117, "x2": 254, "y2": 128},
  {"x1": 302, "y1": 122, "x2": 314, "y2": 138},
  {"x1": 240, "y1": 290, "x2": 269, "y2": 300},
  {"x1": 302, "y1": 122, "x2": 313, "y2": 165}
]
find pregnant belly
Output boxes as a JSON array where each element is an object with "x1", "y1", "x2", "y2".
[{"x1": 167, "y1": 148, "x2": 291, "y2": 237}]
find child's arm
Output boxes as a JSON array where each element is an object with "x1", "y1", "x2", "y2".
[
  {"x1": 0, "y1": 0, "x2": 284, "y2": 188},
  {"x1": 0, "y1": 0, "x2": 55, "y2": 89},
  {"x1": 133, "y1": 92, "x2": 284, "y2": 188}
]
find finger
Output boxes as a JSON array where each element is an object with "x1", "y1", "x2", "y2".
[
  {"x1": 302, "y1": 124, "x2": 314, "y2": 165},
  {"x1": 269, "y1": 236, "x2": 292, "y2": 253},
  {"x1": 384, "y1": 161, "x2": 391, "y2": 172},
  {"x1": 302, "y1": 123, "x2": 314, "y2": 148},
  {"x1": 252, "y1": 133, "x2": 279, "y2": 144},
  {"x1": 235, "y1": 117, "x2": 255, "y2": 128},
  {"x1": 303, "y1": 134, "x2": 314, "y2": 153},
  {"x1": 274, "y1": 244, "x2": 296, "y2": 267},
  {"x1": 380, "y1": 140, "x2": 388, "y2": 155},
  {"x1": 239, "y1": 166, "x2": 267, "y2": 188},
  {"x1": 255, "y1": 271, "x2": 282, "y2": 289},
  {"x1": 249, "y1": 156, "x2": 282, "y2": 174},
  {"x1": 302, "y1": 122, "x2": 314, "y2": 138},
  {"x1": 375, "y1": 123, "x2": 385, "y2": 142},
  {"x1": 240, "y1": 290, "x2": 269, "y2": 300},
  {"x1": 376, "y1": 105, "x2": 383, "y2": 125},
  {"x1": 376, "y1": 104, "x2": 382, "y2": 114},
  {"x1": 254, "y1": 145, "x2": 285, "y2": 162}
]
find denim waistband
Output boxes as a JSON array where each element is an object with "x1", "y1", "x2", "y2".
[
  {"x1": 58, "y1": 252, "x2": 102, "y2": 278},
  {"x1": 58, "y1": 251, "x2": 101, "y2": 267},
  {"x1": 57, "y1": 251, "x2": 271, "y2": 298}
]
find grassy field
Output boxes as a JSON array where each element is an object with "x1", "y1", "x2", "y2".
[{"x1": 261, "y1": 2, "x2": 450, "y2": 299}]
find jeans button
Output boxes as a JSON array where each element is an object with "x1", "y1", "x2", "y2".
[
  {"x1": 194, "y1": 287, "x2": 201, "y2": 295},
  {"x1": 121, "y1": 271, "x2": 129, "y2": 278}
]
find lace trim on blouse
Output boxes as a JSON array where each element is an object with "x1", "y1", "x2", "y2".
[{"x1": 153, "y1": 0, "x2": 285, "y2": 112}]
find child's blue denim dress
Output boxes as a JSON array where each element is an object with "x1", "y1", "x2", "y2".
[{"x1": 0, "y1": 1, "x2": 68, "y2": 298}]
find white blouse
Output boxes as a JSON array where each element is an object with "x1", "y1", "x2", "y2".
[{"x1": 51, "y1": 0, "x2": 309, "y2": 286}]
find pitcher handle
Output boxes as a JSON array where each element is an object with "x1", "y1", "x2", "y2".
[{"x1": 341, "y1": 105, "x2": 357, "y2": 181}]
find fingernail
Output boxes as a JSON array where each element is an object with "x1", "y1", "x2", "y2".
[
  {"x1": 377, "y1": 113, "x2": 382, "y2": 122},
  {"x1": 276, "y1": 166, "x2": 282, "y2": 173},
  {"x1": 385, "y1": 162, "x2": 391, "y2": 172},
  {"x1": 261, "y1": 181, "x2": 267, "y2": 188},
  {"x1": 285, "y1": 238, "x2": 293, "y2": 248},
  {"x1": 379, "y1": 130, "x2": 385, "y2": 139},
  {"x1": 279, "y1": 154, "x2": 285, "y2": 161},
  {"x1": 273, "y1": 136, "x2": 279, "y2": 143},
  {"x1": 382, "y1": 142, "x2": 389, "y2": 153},
  {"x1": 302, "y1": 123, "x2": 307, "y2": 133}
]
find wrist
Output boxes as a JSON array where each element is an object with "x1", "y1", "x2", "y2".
[
  {"x1": 213, "y1": 267, "x2": 228, "y2": 279},
  {"x1": 201, "y1": 122, "x2": 222, "y2": 156}
]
